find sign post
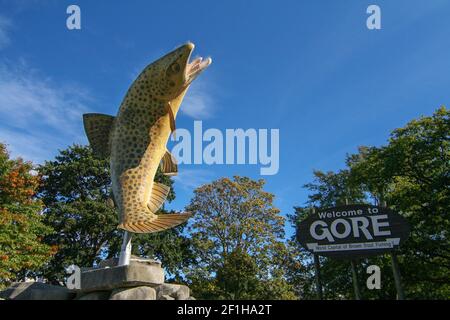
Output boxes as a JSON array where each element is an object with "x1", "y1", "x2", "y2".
[
  {"x1": 296, "y1": 204, "x2": 410, "y2": 299},
  {"x1": 310, "y1": 208, "x2": 324, "y2": 300},
  {"x1": 346, "y1": 199, "x2": 361, "y2": 300},
  {"x1": 350, "y1": 260, "x2": 362, "y2": 300},
  {"x1": 313, "y1": 254, "x2": 323, "y2": 300},
  {"x1": 390, "y1": 252, "x2": 405, "y2": 300},
  {"x1": 380, "y1": 201, "x2": 406, "y2": 300}
]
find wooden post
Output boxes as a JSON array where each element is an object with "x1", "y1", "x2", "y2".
[
  {"x1": 381, "y1": 200, "x2": 406, "y2": 300},
  {"x1": 310, "y1": 207, "x2": 323, "y2": 299},
  {"x1": 344, "y1": 198, "x2": 362, "y2": 300},
  {"x1": 390, "y1": 252, "x2": 405, "y2": 300},
  {"x1": 314, "y1": 254, "x2": 323, "y2": 300},
  {"x1": 350, "y1": 260, "x2": 362, "y2": 300}
]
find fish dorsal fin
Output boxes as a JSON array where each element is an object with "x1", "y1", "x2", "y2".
[
  {"x1": 166, "y1": 102, "x2": 176, "y2": 139},
  {"x1": 160, "y1": 149, "x2": 178, "y2": 176},
  {"x1": 83, "y1": 113, "x2": 115, "y2": 158},
  {"x1": 147, "y1": 182, "x2": 170, "y2": 214}
]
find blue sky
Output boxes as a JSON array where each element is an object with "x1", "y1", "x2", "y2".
[{"x1": 1, "y1": 0, "x2": 449, "y2": 237}]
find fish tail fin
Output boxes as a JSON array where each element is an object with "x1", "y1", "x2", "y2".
[
  {"x1": 118, "y1": 212, "x2": 191, "y2": 234},
  {"x1": 118, "y1": 182, "x2": 190, "y2": 233}
]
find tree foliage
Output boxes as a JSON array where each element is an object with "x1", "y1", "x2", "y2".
[
  {"x1": 1, "y1": 107, "x2": 447, "y2": 299},
  {"x1": 0, "y1": 143, "x2": 54, "y2": 288},
  {"x1": 186, "y1": 176, "x2": 296, "y2": 299},
  {"x1": 290, "y1": 107, "x2": 450, "y2": 299},
  {"x1": 349, "y1": 106, "x2": 449, "y2": 298},
  {"x1": 37, "y1": 144, "x2": 192, "y2": 284},
  {"x1": 37, "y1": 145, "x2": 119, "y2": 283}
]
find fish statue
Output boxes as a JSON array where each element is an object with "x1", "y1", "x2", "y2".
[{"x1": 82, "y1": 42, "x2": 212, "y2": 233}]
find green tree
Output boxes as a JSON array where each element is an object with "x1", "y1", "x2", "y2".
[
  {"x1": 0, "y1": 143, "x2": 54, "y2": 288},
  {"x1": 185, "y1": 176, "x2": 296, "y2": 300},
  {"x1": 288, "y1": 174, "x2": 367, "y2": 300},
  {"x1": 215, "y1": 248, "x2": 259, "y2": 299},
  {"x1": 290, "y1": 107, "x2": 449, "y2": 299},
  {"x1": 348, "y1": 106, "x2": 450, "y2": 299},
  {"x1": 38, "y1": 144, "x2": 192, "y2": 284},
  {"x1": 282, "y1": 235, "x2": 316, "y2": 299},
  {"x1": 288, "y1": 169, "x2": 370, "y2": 299},
  {"x1": 303, "y1": 169, "x2": 366, "y2": 208},
  {"x1": 290, "y1": 205, "x2": 400, "y2": 300}
]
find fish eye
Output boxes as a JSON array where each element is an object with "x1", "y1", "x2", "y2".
[{"x1": 171, "y1": 63, "x2": 181, "y2": 73}]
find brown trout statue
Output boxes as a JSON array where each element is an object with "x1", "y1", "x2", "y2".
[{"x1": 82, "y1": 43, "x2": 211, "y2": 263}]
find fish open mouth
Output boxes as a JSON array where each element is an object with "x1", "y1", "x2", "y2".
[{"x1": 185, "y1": 44, "x2": 212, "y2": 83}]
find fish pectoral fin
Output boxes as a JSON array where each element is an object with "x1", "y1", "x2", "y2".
[
  {"x1": 83, "y1": 113, "x2": 115, "y2": 159},
  {"x1": 147, "y1": 182, "x2": 170, "y2": 213},
  {"x1": 160, "y1": 149, "x2": 178, "y2": 176},
  {"x1": 167, "y1": 102, "x2": 176, "y2": 139}
]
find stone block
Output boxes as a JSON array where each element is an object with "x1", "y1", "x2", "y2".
[
  {"x1": 98, "y1": 255, "x2": 161, "y2": 269},
  {"x1": 77, "y1": 291, "x2": 110, "y2": 300},
  {"x1": 155, "y1": 283, "x2": 190, "y2": 300},
  {"x1": 0, "y1": 282, "x2": 75, "y2": 300},
  {"x1": 110, "y1": 286, "x2": 156, "y2": 300},
  {"x1": 81, "y1": 263, "x2": 164, "y2": 292}
]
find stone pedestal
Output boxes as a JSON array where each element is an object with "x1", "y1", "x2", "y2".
[
  {"x1": 0, "y1": 282, "x2": 75, "y2": 300},
  {"x1": 75, "y1": 256, "x2": 194, "y2": 300},
  {"x1": 0, "y1": 256, "x2": 195, "y2": 300},
  {"x1": 81, "y1": 263, "x2": 164, "y2": 292}
]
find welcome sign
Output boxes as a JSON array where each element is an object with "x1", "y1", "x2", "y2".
[{"x1": 296, "y1": 205, "x2": 410, "y2": 258}]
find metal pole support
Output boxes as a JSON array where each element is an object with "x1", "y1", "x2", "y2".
[{"x1": 118, "y1": 231, "x2": 132, "y2": 266}]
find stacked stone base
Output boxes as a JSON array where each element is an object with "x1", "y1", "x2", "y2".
[
  {"x1": 76, "y1": 282, "x2": 192, "y2": 300},
  {"x1": 0, "y1": 257, "x2": 195, "y2": 300}
]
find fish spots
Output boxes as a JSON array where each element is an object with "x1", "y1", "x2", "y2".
[{"x1": 109, "y1": 44, "x2": 196, "y2": 231}]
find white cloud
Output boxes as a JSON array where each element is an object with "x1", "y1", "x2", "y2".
[
  {"x1": 0, "y1": 126, "x2": 64, "y2": 164},
  {"x1": 181, "y1": 78, "x2": 215, "y2": 119},
  {"x1": 0, "y1": 61, "x2": 92, "y2": 163},
  {"x1": 0, "y1": 15, "x2": 12, "y2": 49},
  {"x1": 172, "y1": 168, "x2": 215, "y2": 191}
]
